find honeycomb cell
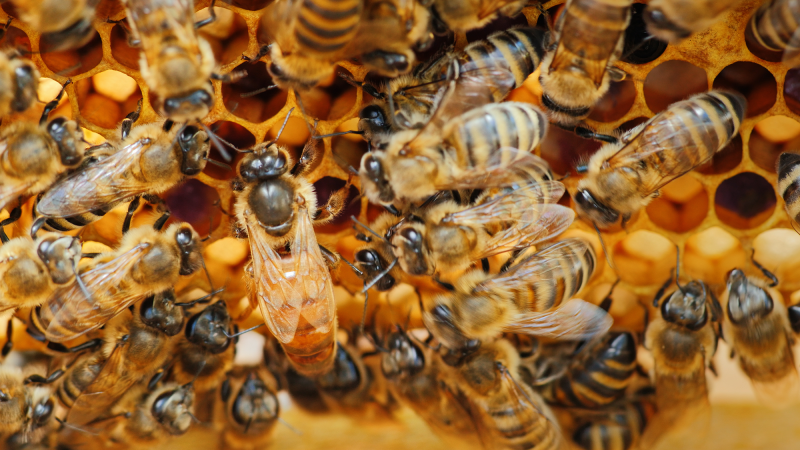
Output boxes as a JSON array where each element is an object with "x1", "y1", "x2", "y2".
[
  {"x1": 313, "y1": 177, "x2": 360, "y2": 232},
  {"x1": 197, "y1": 7, "x2": 248, "y2": 66},
  {"x1": 110, "y1": 24, "x2": 139, "y2": 70},
  {"x1": 76, "y1": 77, "x2": 132, "y2": 130},
  {"x1": 92, "y1": 70, "x2": 140, "y2": 103},
  {"x1": 714, "y1": 172, "x2": 777, "y2": 229},
  {"x1": 228, "y1": 0, "x2": 271, "y2": 10},
  {"x1": 684, "y1": 226, "x2": 746, "y2": 284},
  {"x1": 621, "y1": 3, "x2": 667, "y2": 65},
  {"x1": 749, "y1": 115, "x2": 800, "y2": 173},
  {"x1": 712, "y1": 62, "x2": 776, "y2": 117},
  {"x1": 588, "y1": 78, "x2": 635, "y2": 123},
  {"x1": 205, "y1": 120, "x2": 256, "y2": 180},
  {"x1": 612, "y1": 230, "x2": 676, "y2": 286},
  {"x1": 583, "y1": 283, "x2": 644, "y2": 331},
  {"x1": 617, "y1": 116, "x2": 648, "y2": 133},
  {"x1": 221, "y1": 61, "x2": 285, "y2": 123},
  {"x1": 540, "y1": 125, "x2": 602, "y2": 176},
  {"x1": 40, "y1": 32, "x2": 102, "y2": 78},
  {"x1": 753, "y1": 228, "x2": 800, "y2": 292},
  {"x1": 696, "y1": 135, "x2": 743, "y2": 175},
  {"x1": 644, "y1": 60, "x2": 707, "y2": 113},
  {"x1": 163, "y1": 178, "x2": 222, "y2": 238},
  {"x1": 332, "y1": 130, "x2": 368, "y2": 172},
  {"x1": 646, "y1": 176, "x2": 709, "y2": 233},
  {"x1": 2, "y1": 25, "x2": 31, "y2": 52},
  {"x1": 784, "y1": 68, "x2": 800, "y2": 115}
]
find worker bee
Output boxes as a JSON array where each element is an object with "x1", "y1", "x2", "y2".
[
  {"x1": 568, "y1": 399, "x2": 654, "y2": 450},
  {"x1": 424, "y1": 237, "x2": 611, "y2": 352},
  {"x1": 0, "y1": 50, "x2": 39, "y2": 119},
  {"x1": 122, "y1": 0, "x2": 218, "y2": 122},
  {"x1": 646, "y1": 0, "x2": 746, "y2": 44},
  {"x1": 10, "y1": 0, "x2": 98, "y2": 51},
  {"x1": 217, "y1": 366, "x2": 280, "y2": 450},
  {"x1": 641, "y1": 277, "x2": 719, "y2": 449},
  {"x1": 0, "y1": 366, "x2": 56, "y2": 446},
  {"x1": 777, "y1": 152, "x2": 800, "y2": 230},
  {"x1": 29, "y1": 223, "x2": 203, "y2": 343},
  {"x1": 234, "y1": 138, "x2": 352, "y2": 378},
  {"x1": 443, "y1": 338, "x2": 565, "y2": 450},
  {"x1": 573, "y1": 90, "x2": 746, "y2": 229},
  {"x1": 429, "y1": 0, "x2": 527, "y2": 32},
  {"x1": 748, "y1": 0, "x2": 800, "y2": 67},
  {"x1": 34, "y1": 114, "x2": 212, "y2": 233},
  {"x1": 0, "y1": 81, "x2": 86, "y2": 212},
  {"x1": 538, "y1": 0, "x2": 633, "y2": 127},
  {"x1": 721, "y1": 268, "x2": 799, "y2": 406},
  {"x1": 171, "y1": 300, "x2": 234, "y2": 393}
]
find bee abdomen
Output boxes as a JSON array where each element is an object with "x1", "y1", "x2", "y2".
[
  {"x1": 748, "y1": 0, "x2": 800, "y2": 52},
  {"x1": 525, "y1": 238, "x2": 597, "y2": 311},
  {"x1": 282, "y1": 315, "x2": 337, "y2": 378},
  {"x1": 559, "y1": 0, "x2": 631, "y2": 62},
  {"x1": 461, "y1": 27, "x2": 547, "y2": 93},
  {"x1": 572, "y1": 420, "x2": 633, "y2": 450},
  {"x1": 295, "y1": 0, "x2": 362, "y2": 55}
]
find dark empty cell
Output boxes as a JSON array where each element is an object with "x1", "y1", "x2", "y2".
[
  {"x1": 221, "y1": 61, "x2": 284, "y2": 123},
  {"x1": 617, "y1": 116, "x2": 649, "y2": 134},
  {"x1": 539, "y1": 125, "x2": 602, "y2": 176},
  {"x1": 41, "y1": 32, "x2": 102, "y2": 77},
  {"x1": 714, "y1": 172, "x2": 777, "y2": 229},
  {"x1": 588, "y1": 78, "x2": 636, "y2": 122},
  {"x1": 205, "y1": 121, "x2": 256, "y2": 180},
  {"x1": 313, "y1": 177, "x2": 361, "y2": 232},
  {"x1": 785, "y1": 68, "x2": 800, "y2": 115},
  {"x1": 332, "y1": 136, "x2": 368, "y2": 173},
  {"x1": 749, "y1": 115, "x2": 800, "y2": 173},
  {"x1": 696, "y1": 135, "x2": 743, "y2": 175},
  {"x1": 744, "y1": 18, "x2": 784, "y2": 63},
  {"x1": 465, "y1": 13, "x2": 530, "y2": 43},
  {"x1": 644, "y1": 60, "x2": 707, "y2": 113},
  {"x1": 229, "y1": 0, "x2": 271, "y2": 11},
  {"x1": 1, "y1": 26, "x2": 31, "y2": 53},
  {"x1": 712, "y1": 62, "x2": 776, "y2": 117},
  {"x1": 163, "y1": 179, "x2": 222, "y2": 237},
  {"x1": 621, "y1": 3, "x2": 668, "y2": 64},
  {"x1": 110, "y1": 24, "x2": 140, "y2": 70},
  {"x1": 1, "y1": 2, "x2": 18, "y2": 18}
]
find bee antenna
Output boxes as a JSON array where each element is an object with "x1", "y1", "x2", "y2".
[
  {"x1": 359, "y1": 288, "x2": 369, "y2": 336},
  {"x1": 205, "y1": 158, "x2": 232, "y2": 171},
  {"x1": 674, "y1": 243, "x2": 685, "y2": 294},
  {"x1": 188, "y1": 412, "x2": 202, "y2": 425},
  {"x1": 198, "y1": 254, "x2": 216, "y2": 293},
  {"x1": 244, "y1": 416, "x2": 254, "y2": 434},
  {"x1": 593, "y1": 223, "x2": 615, "y2": 270},
  {"x1": 350, "y1": 216, "x2": 390, "y2": 245},
  {"x1": 267, "y1": 107, "x2": 295, "y2": 145},
  {"x1": 199, "y1": 122, "x2": 233, "y2": 163},
  {"x1": 314, "y1": 130, "x2": 364, "y2": 139},
  {"x1": 293, "y1": 91, "x2": 317, "y2": 138},
  {"x1": 186, "y1": 360, "x2": 207, "y2": 388},
  {"x1": 174, "y1": 287, "x2": 226, "y2": 307},
  {"x1": 240, "y1": 85, "x2": 277, "y2": 98},
  {"x1": 55, "y1": 417, "x2": 99, "y2": 436},
  {"x1": 278, "y1": 417, "x2": 303, "y2": 436},
  {"x1": 361, "y1": 256, "x2": 398, "y2": 294},
  {"x1": 222, "y1": 323, "x2": 265, "y2": 339}
]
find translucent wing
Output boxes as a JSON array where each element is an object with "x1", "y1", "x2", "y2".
[
  {"x1": 477, "y1": 0, "x2": 522, "y2": 20},
  {"x1": 441, "y1": 181, "x2": 566, "y2": 225},
  {"x1": 65, "y1": 340, "x2": 132, "y2": 426},
  {"x1": 126, "y1": 0, "x2": 199, "y2": 60},
  {"x1": 436, "y1": 150, "x2": 554, "y2": 191},
  {"x1": 36, "y1": 139, "x2": 152, "y2": 217},
  {"x1": 783, "y1": 27, "x2": 800, "y2": 68},
  {"x1": 0, "y1": 139, "x2": 36, "y2": 208},
  {"x1": 503, "y1": 298, "x2": 613, "y2": 341},
  {"x1": 477, "y1": 204, "x2": 575, "y2": 259},
  {"x1": 38, "y1": 244, "x2": 150, "y2": 342},
  {"x1": 290, "y1": 208, "x2": 336, "y2": 335}
]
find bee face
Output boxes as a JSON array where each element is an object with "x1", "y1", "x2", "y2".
[
  {"x1": 36, "y1": 235, "x2": 81, "y2": 285},
  {"x1": 662, "y1": 281, "x2": 709, "y2": 331},
  {"x1": 423, "y1": 302, "x2": 479, "y2": 358},
  {"x1": 162, "y1": 87, "x2": 214, "y2": 123},
  {"x1": 726, "y1": 269, "x2": 774, "y2": 325},
  {"x1": 177, "y1": 126, "x2": 210, "y2": 176},
  {"x1": 12, "y1": 63, "x2": 39, "y2": 114},
  {"x1": 185, "y1": 301, "x2": 231, "y2": 354},
  {"x1": 151, "y1": 386, "x2": 195, "y2": 436},
  {"x1": 249, "y1": 179, "x2": 296, "y2": 237},
  {"x1": 47, "y1": 118, "x2": 85, "y2": 167},
  {"x1": 393, "y1": 225, "x2": 431, "y2": 275},
  {"x1": 31, "y1": 396, "x2": 54, "y2": 428},
  {"x1": 231, "y1": 375, "x2": 278, "y2": 433},
  {"x1": 174, "y1": 226, "x2": 202, "y2": 276},
  {"x1": 140, "y1": 290, "x2": 185, "y2": 337},
  {"x1": 239, "y1": 145, "x2": 289, "y2": 182},
  {"x1": 573, "y1": 189, "x2": 620, "y2": 228},
  {"x1": 360, "y1": 153, "x2": 395, "y2": 205},
  {"x1": 354, "y1": 249, "x2": 396, "y2": 291},
  {"x1": 381, "y1": 332, "x2": 424, "y2": 379}
]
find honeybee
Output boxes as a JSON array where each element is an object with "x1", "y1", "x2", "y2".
[
  {"x1": 721, "y1": 268, "x2": 799, "y2": 406},
  {"x1": 10, "y1": 0, "x2": 98, "y2": 51},
  {"x1": 568, "y1": 399, "x2": 654, "y2": 450},
  {"x1": 0, "y1": 81, "x2": 86, "y2": 212},
  {"x1": 646, "y1": 0, "x2": 746, "y2": 43},
  {"x1": 538, "y1": 0, "x2": 632, "y2": 127},
  {"x1": 429, "y1": 0, "x2": 527, "y2": 32},
  {"x1": 573, "y1": 90, "x2": 746, "y2": 229},
  {"x1": 778, "y1": 152, "x2": 800, "y2": 230},
  {"x1": 171, "y1": 300, "x2": 234, "y2": 393},
  {"x1": 443, "y1": 338, "x2": 565, "y2": 450},
  {"x1": 217, "y1": 366, "x2": 280, "y2": 450},
  {"x1": 34, "y1": 115, "x2": 212, "y2": 233},
  {"x1": 641, "y1": 278, "x2": 719, "y2": 448},
  {"x1": 748, "y1": 0, "x2": 800, "y2": 67},
  {"x1": 234, "y1": 139, "x2": 352, "y2": 377},
  {"x1": 0, "y1": 366, "x2": 56, "y2": 446},
  {"x1": 122, "y1": 0, "x2": 217, "y2": 122},
  {"x1": 424, "y1": 237, "x2": 610, "y2": 352},
  {"x1": 0, "y1": 51, "x2": 40, "y2": 119},
  {"x1": 30, "y1": 223, "x2": 203, "y2": 343}
]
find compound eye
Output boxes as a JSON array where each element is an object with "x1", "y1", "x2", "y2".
[
  {"x1": 399, "y1": 228, "x2": 422, "y2": 245},
  {"x1": 363, "y1": 155, "x2": 384, "y2": 181},
  {"x1": 268, "y1": 63, "x2": 285, "y2": 78},
  {"x1": 176, "y1": 229, "x2": 193, "y2": 246},
  {"x1": 360, "y1": 105, "x2": 386, "y2": 126},
  {"x1": 180, "y1": 126, "x2": 199, "y2": 142},
  {"x1": 645, "y1": 9, "x2": 669, "y2": 27},
  {"x1": 355, "y1": 249, "x2": 378, "y2": 264},
  {"x1": 164, "y1": 98, "x2": 181, "y2": 114}
]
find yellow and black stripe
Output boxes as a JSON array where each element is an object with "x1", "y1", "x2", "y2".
[
  {"x1": 294, "y1": 0, "x2": 363, "y2": 56},
  {"x1": 778, "y1": 152, "x2": 800, "y2": 227},
  {"x1": 572, "y1": 402, "x2": 650, "y2": 450},
  {"x1": 32, "y1": 196, "x2": 119, "y2": 232},
  {"x1": 748, "y1": 0, "x2": 800, "y2": 54}
]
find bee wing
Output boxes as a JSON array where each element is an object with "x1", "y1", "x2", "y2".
[
  {"x1": 477, "y1": 204, "x2": 575, "y2": 259},
  {"x1": 290, "y1": 209, "x2": 336, "y2": 335},
  {"x1": 436, "y1": 150, "x2": 552, "y2": 191},
  {"x1": 502, "y1": 298, "x2": 613, "y2": 341},
  {"x1": 782, "y1": 28, "x2": 800, "y2": 68},
  {"x1": 126, "y1": 0, "x2": 199, "y2": 57},
  {"x1": 442, "y1": 181, "x2": 566, "y2": 224},
  {"x1": 476, "y1": 0, "x2": 522, "y2": 20},
  {"x1": 39, "y1": 244, "x2": 151, "y2": 342},
  {"x1": 65, "y1": 341, "x2": 132, "y2": 426},
  {"x1": 36, "y1": 138, "x2": 151, "y2": 217}
]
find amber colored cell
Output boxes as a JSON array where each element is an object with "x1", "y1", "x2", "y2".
[
  {"x1": 617, "y1": 116, "x2": 649, "y2": 134},
  {"x1": 222, "y1": 61, "x2": 283, "y2": 123},
  {"x1": 313, "y1": 177, "x2": 360, "y2": 232},
  {"x1": 163, "y1": 179, "x2": 221, "y2": 238},
  {"x1": 784, "y1": 69, "x2": 800, "y2": 116},
  {"x1": 712, "y1": 62, "x2": 776, "y2": 117},
  {"x1": 646, "y1": 176, "x2": 709, "y2": 233},
  {"x1": 684, "y1": 226, "x2": 746, "y2": 284},
  {"x1": 753, "y1": 229, "x2": 800, "y2": 292},
  {"x1": 110, "y1": 24, "x2": 139, "y2": 70},
  {"x1": 41, "y1": 33, "x2": 102, "y2": 78},
  {"x1": 584, "y1": 283, "x2": 644, "y2": 332},
  {"x1": 297, "y1": 88, "x2": 332, "y2": 120},
  {"x1": 715, "y1": 172, "x2": 777, "y2": 229},
  {"x1": 2, "y1": 26, "x2": 31, "y2": 53},
  {"x1": 644, "y1": 60, "x2": 708, "y2": 113},
  {"x1": 228, "y1": 0, "x2": 271, "y2": 10},
  {"x1": 750, "y1": 116, "x2": 800, "y2": 173},
  {"x1": 745, "y1": 22, "x2": 784, "y2": 63},
  {"x1": 332, "y1": 133, "x2": 368, "y2": 172},
  {"x1": 588, "y1": 78, "x2": 636, "y2": 122},
  {"x1": 540, "y1": 125, "x2": 602, "y2": 176},
  {"x1": 80, "y1": 94, "x2": 122, "y2": 129},
  {"x1": 269, "y1": 116, "x2": 311, "y2": 148},
  {"x1": 613, "y1": 230, "x2": 676, "y2": 286},
  {"x1": 696, "y1": 135, "x2": 743, "y2": 175},
  {"x1": 220, "y1": 32, "x2": 249, "y2": 66},
  {"x1": 92, "y1": 70, "x2": 139, "y2": 102}
]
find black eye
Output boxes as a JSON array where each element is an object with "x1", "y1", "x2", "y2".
[
  {"x1": 176, "y1": 229, "x2": 192, "y2": 246},
  {"x1": 269, "y1": 63, "x2": 285, "y2": 78},
  {"x1": 180, "y1": 126, "x2": 198, "y2": 142},
  {"x1": 400, "y1": 228, "x2": 421, "y2": 245},
  {"x1": 33, "y1": 399, "x2": 54, "y2": 426},
  {"x1": 198, "y1": 90, "x2": 213, "y2": 106},
  {"x1": 47, "y1": 117, "x2": 67, "y2": 134},
  {"x1": 164, "y1": 98, "x2": 181, "y2": 113},
  {"x1": 355, "y1": 249, "x2": 378, "y2": 264},
  {"x1": 360, "y1": 105, "x2": 387, "y2": 127},
  {"x1": 645, "y1": 9, "x2": 669, "y2": 27},
  {"x1": 363, "y1": 155, "x2": 383, "y2": 181},
  {"x1": 152, "y1": 391, "x2": 174, "y2": 418}
]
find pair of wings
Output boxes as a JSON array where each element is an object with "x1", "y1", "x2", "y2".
[
  {"x1": 125, "y1": 0, "x2": 201, "y2": 65},
  {"x1": 37, "y1": 243, "x2": 151, "y2": 343},
  {"x1": 36, "y1": 137, "x2": 157, "y2": 218},
  {"x1": 246, "y1": 209, "x2": 336, "y2": 344}
]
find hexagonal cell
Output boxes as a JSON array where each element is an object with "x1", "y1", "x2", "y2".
[
  {"x1": 712, "y1": 62, "x2": 776, "y2": 117},
  {"x1": 313, "y1": 177, "x2": 361, "y2": 233},
  {"x1": 110, "y1": 24, "x2": 140, "y2": 70},
  {"x1": 714, "y1": 172, "x2": 777, "y2": 229},
  {"x1": 784, "y1": 69, "x2": 800, "y2": 116},
  {"x1": 41, "y1": 32, "x2": 102, "y2": 78},
  {"x1": 617, "y1": 116, "x2": 648, "y2": 133},
  {"x1": 646, "y1": 176, "x2": 709, "y2": 233},
  {"x1": 163, "y1": 179, "x2": 222, "y2": 238},
  {"x1": 684, "y1": 226, "x2": 746, "y2": 284},
  {"x1": 621, "y1": 4, "x2": 668, "y2": 65},
  {"x1": 583, "y1": 282, "x2": 645, "y2": 331},
  {"x1": 540, "y1": 125, "x2": 602, "y2": 176},
  {"x1": 1, "y1": 25, "x2": 31, "y2": 53},
  {"x1": 228, "y1": 0, "x2": 271, "y2": 10},
  {"x1": 20, "y1": 77, "x2": 73, "y2": 123},
  {"x1": 753, "y1": 228, "x2": 800, "y2": 292},
  {"x1": 332, "y1": 123, "x2": 367, "y2": 172},
  {"x1": 749, "y1": 115, "x2": 800, "y2": 173},
  {"x1": 696, "y1": 135, "x2": 743, "y2": 175},
  {"x1": 222, "y1": 61, "x2": 286, "y2": 123},
  {"x1": 74, "y1": 73, "x2": 142, "y2": 130},
  {"x1": 588, "y1": 78, "x2": 635, "y2": 123},
  {"x1": 205, "y1": 121, "x2": 256, "y2": 180},
  {"x1": 197, "y1": 7, "x2": 248, "y2": 66},
  {"x1": 644, "y1": 60, "x2": 707, "y2": 114},
  {"x1": 613, "y1": 230, "x2": 676, "y2": 286}
]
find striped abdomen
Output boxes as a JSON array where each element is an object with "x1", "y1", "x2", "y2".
[
  {"x1": 56, "y1": 354, "x2": 104, "y2": 409},
  {"x1": 32, "y1": 196, "x2": 119, "y2": 232},
  {"x1": 748, "y1": 0, "x2": 800, "y2": 53},
  {"x1": 732, "y1": 310, "x2": 796, "y2": 384},
  {"x1": 282, "y1": 314, "x2": 337, "y2": 378},
  {"x1": 294, "y1": 0, "x2": 362, "y2": 56},
  {"x1": 779, "y1": 152, "x2": 800, "y2": 226},
  {"x1": 479, "y1": 383, "x2": 563, "y2": 450},
  {"x1": 544, "y1": 332, "x2": 637, "y2": 408},
  {"x1": 572, "y1": 403, "x2": 649, "y2": 450}
]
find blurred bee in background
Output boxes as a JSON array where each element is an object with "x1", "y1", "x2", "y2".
[
  {"x1": 0, "y1": 49, "x2": 39, "y2": 119},
  {"x1": 29, "y1": 223, "x2": 204, "y2": 343},
  {"x1": 10, "y1": 0, "x2": 98, "y2": 51},
  {"x1": 424, "y1": 237, "x2": 610, "y2": 352},
  {"x1": 539, "y1": 0, "x2": 633, "y2": 129},
  {"x1": 747, "y1": 0, "x2": 800, "y2": 67},
  {"x1": 172, "y1": 300, "x2": 234, "y2": 393},
  {"x1": 217, "y1": 366, "x2": 280, "y2": 450},
  {"x1": 777, "y1": 152, "x2": 800, "y2": 231},
  {"x1": 645, "y1": 0, "x2": 746, "y2": 44},
  {"x1": 429, "y1": 0, "x2": 527, "y2": 32},
  {"x1": 721, "y1": 267, "x2": 799, "y2": 406},
  {"x1": 568, "y1": 397, "x2": 654, "y2": 450},
  {"x1": 263, "y1": 337, "x2": 331, "y2": 414},
  {"x1": 574, "y1": 90, "x2": 746, "y2": 229},
  {"x1": 0, "y1": 366, "x2": 56, "y2": 447}
]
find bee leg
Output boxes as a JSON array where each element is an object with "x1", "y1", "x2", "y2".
[
  {"x1": 24, "y1": 369, "x2": 65, "y2": 385},
  {"x1": 620, "y1": 213, "x2": 632, "y2": 231},
  {"x1": 338, "y1": 71, "x2": 385, "y2": 100},
  {"x1": 195, "y1": 0, "x2": 218, "y2": 29},
  {"x1": 0, "y1": 205, "x2": 21, "y2": 243},
  {"x1": 46, "y1": 338, "x2": 103, "y2": 354},
  {"x1": 39, "y1": 79, "x2": 71, "y2": 125},
  {"x1": 600, "y1": 278, "x2": 621, "y2": 312},
  {"x1": 121, "y1": 196, "x2": 142, "y2": 235},
  {"x1": 148, "y1": 369, "x2": 168, "y2": 391},
  {"x1": 30, "y1": 217, "x2": 46, "y2": 239},
  {"x1": 708, "y1": 360, "x2": 719, "y2": 377},
  {"x1": 433, "y1": 275, "x2": 456, "y2": 291},
  {"x1": 751, "y1": 249, "x2": 779, "y2": 287},
  {"x1": 120, "y1": 99, "x2": 142, "y2": 140},
  {"x1": 106, "y1": 19, "x2": 139, "y2": 46},
  {"x1": 2, "y1": 319, "x2": 12, "y2": 357},
  {"x1": 143, "y1": 194, "x2": 171, "y2": 231},
  {"x1": 573, "y1": 125, "x2": 618, "y2": 144},
  {"x1": 313, "y1": 177, "x2": 354, "y2": 225}
]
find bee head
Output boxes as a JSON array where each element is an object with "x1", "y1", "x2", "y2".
[
  {"x1": 359, "y1": 152, "x2": 396, "y2": 205},
  {"x1": 423, "y1": 301, "x2": 480, "y2": 362},
  {"x1": 185, "y1": 301, "x2": 232, "y2": 354},
  {"x1": 30, "y1": 393, "x2": 54, "y2": 429},
  {"x1": 643, "y1": 8, "x2": 691, "y2": 43},
  {"x1": 151, "y1": 384, "x2": 195, "y2": 436},
  {"x1": 162, "y1": 85, "x2": 214, "y2": 123},
  {"x1": 140, "y1": 290, "x2": 185, "y2": 337},
  {"x1": 40, "y1": 17, "x2": 96, "y2": 52},
  {"x1": 354, "y1": 249, "x2": 396, "y2": 291},
  {"x1": 662, "y1": 281, "x2": 710, "y2": 330},
  {"x1": 360, "y1": 50, "x2": 410, "y2": 76},
  {"x1": 726, "y1": 269, "x2": 774, "y2": 324},
  {"x1": 314, "y1": 346, "x2": 361, "y2": 398},
  {"x1": 231, "y1": 373, "x2": 278, "y2": 433},
  {"x1": 380, "y1": 331, "x2": 424, "y2": 379},
  {"x1": 174, "y1": 225, "x2": 203, "y2": 276},
  {"x1": 177, "y1": 126, "x2": 210, "y2": 176},
  {"x1": 239, "y1": 144, "x2": 288, "y2": 182},
  {"x1": 573, "y1": 189, "x2": 620, "y2": 229},
  {"x1": 358, "y1": 104, "x2": 391, "y2": 149},
  {"x1": 392, "y1": 224, "x2": 431, "y2": 276},
  {"x1": 37, "y1": 234, "x2": 82, "y2": 285},
  {"x1": 249, "y1": 178, "x2": 296, "y2": 237},
  {"x1": 47, "y1": 117, "x2": 86, "y2": 167},
  {"x1": 11, "y1": 62, "x2": 39, "y2": 113}
]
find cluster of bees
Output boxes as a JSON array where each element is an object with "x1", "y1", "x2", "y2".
[{"x1": 0, "y1": 0, "x2": 798, "y2": 449}]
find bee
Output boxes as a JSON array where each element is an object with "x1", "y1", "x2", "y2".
[
  {"x1": 777, "y1": 152, "x2": 800, "y2": 230},
  {"x1": 171, "y1": 300, "x2": 234, "y2": 393},
  {"x1": 573, "y1": 90, "x2": 746, "y2": 229},
  {"x1": 569, "y1": 399, "x2": 653, "y2": 450},
  {"x1": 0, "y1": 50, "x2": 40, "y2": 119},
  {"x1": 234, "y1": 138, "x2": 352, "y2": 378},
  {"x1": 429, "y1": 0, "x2": 527, "y2": 32},
  {"x1": 29, "y1": 222, "x2": 204, "y2": 343},
  {"x1": 424, "y1": 237, "x2": 611, "y2": 352},
  {"x1": 0, "y1": 366, "x2": 56, "y2": 446},
  {"x1": 641, "y1": 277, "x2": 719, "y2": 448},
  {"x1": 646, "y1": 0, "x2": 746, "y2": 44},
  {"x1": 217, "y1": 366, "x2": 280, "y2": 450},
  {"x1": 538, "y1": 0, "x2": 633, "y2": 128},
  {"x1": 443, "y1": 338, "x2": 565, "y2": 450},
  {"x1": 748, "y1": 0, "x2": 800, "y2": 67},
  {"x1": 10, "y1": 0, "x2": 98, "y2": 51},
  {"x1": 358, "y1": 0, "x2": 434, "y2": 75},
  {"x1": 0, "y1": 81, "x2": 86, "y2": 212},
  {"x1": 721, "y1": 268, "x2": 799, "y2": 406},
  {"x1": 122, "y1": 0, "x2": 218, "y2": 122}
]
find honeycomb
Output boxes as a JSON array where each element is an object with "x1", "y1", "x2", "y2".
[{"x1": 1, "y1": 0, "x2": 799, "y2": 448}]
